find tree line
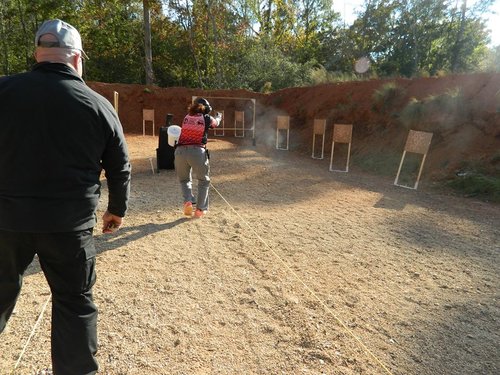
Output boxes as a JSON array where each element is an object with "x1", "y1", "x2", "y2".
[{"x1": 0, "y1": 0, "x2": 498, "y2": 91}]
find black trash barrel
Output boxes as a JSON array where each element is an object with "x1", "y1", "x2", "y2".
[{"x1": 156, "y1": 114, "x2": 176, "y2": 171}]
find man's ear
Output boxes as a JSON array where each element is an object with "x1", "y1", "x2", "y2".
[
  {"x1": 72, "y1": 53, "x2": 80, "y2": 68},
  {"x1": 72, "y1": 52, "x2": 83, "y2": 77}
]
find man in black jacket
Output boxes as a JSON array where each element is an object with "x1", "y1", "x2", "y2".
[{"x1": 0, "y1": 19, "x2": 131, "y2": 374}]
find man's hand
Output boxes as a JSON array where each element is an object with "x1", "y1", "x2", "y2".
[{"x1": 102, "y1": 210, "x2": 123, "y2": 234}]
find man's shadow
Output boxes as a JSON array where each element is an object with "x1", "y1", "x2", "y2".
[
  {"x1": 24, "y1": 217, "x2": 189, "y2": 276},
  {"x1": 94, "y1": 217, "x2": 189, "y2": 255}
]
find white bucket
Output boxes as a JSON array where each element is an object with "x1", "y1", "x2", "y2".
[{"x1": 167, "y1": 125, "x2": 181, "y2": 147}]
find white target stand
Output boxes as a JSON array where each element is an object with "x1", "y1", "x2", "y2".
[
  {"x1": 113, "y1": 91, "x2": 119, "y2": 114},
  {"x1": 235, "y1": 111, "x2": 245, "y2": 137},
  {"x1": 214, "y1": 110, "x2": 225, "y2": 136},
  {"x1": 276, "y1": 115, "x2": 290, "y2": 150},
  {"x1": 329, "y1": 124, "x2": 353, "y2": 172},
  {"x1": 312, "y1": 119, "x2": 326, "y2": 159},
  {"x1": 192, "y1": 96, "x2": 256, "y2": 144},
  {"x1": 142, "y1": 109, "x2": 155, "y2": 136},
  {"x1": 394, "y1": 130, "x2": 433, "y2": 190}
]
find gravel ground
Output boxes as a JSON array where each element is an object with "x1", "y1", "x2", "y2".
[{"x1": 1, "y1": 135, "x2": 499, "y2": 375}]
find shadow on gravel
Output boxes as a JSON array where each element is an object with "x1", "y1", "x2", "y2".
[
  {"x1": 23, "y1": 218, "x2": 189, "y2": 277},
  {"x1": 94, "y1": 218, "x2": 189, "y2": 254}
]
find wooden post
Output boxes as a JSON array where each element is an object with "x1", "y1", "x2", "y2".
[{"x1": 113, "y1": 91, "x2": 119, "y2": 114}]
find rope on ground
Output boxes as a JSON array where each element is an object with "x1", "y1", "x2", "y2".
[
  {"x1": 13, "y1": 294, "x2": 52, "y2": 372},
  {"x1": 210, "y1": 182, "x2": 395, "y2": 375}
]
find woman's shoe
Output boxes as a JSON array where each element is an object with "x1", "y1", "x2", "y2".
[
  {"x1": 194, "y1": 208, "x2": 206, "y2": 218},
  {"x1": 183, "y1": 201, "x2": 193, "y2": 216}
]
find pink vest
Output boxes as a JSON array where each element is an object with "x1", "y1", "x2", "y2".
[
  {"x1": 178, "y1": 113, "x2": 218, "y2": 146},
  {"x1": 178, "y1": 114, "x2": 207, "y2": 146}
]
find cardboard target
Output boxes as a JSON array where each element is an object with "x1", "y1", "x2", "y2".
[
  {"x1": 404, "y1": 130, "x2": 433, "y2": 154},
  {"x1": 312, "y1": 119, "x2": 326, "y2": 159},
  {"x1": 142, "y1": 109, "x2": 155, "y2": 136},
  {"x1": 276, "y1": 116, "x2": 290, "y2": 150},
  {"x1": 394, "y1": 130, "x2": 433, "y2": 190},
  {"x1": 235, "y1": 111, "x2": 245, "y2": 137},
  {"x1": 329, "y1": 124, "x2": 353, "y2": 172},
  {"x1": 333, "y1": 124, "x2": 353, "y2": 143}
]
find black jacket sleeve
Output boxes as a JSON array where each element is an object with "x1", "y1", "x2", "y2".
[{"x1": 100, "y1": 100, "x2": 131, "y2": 217}]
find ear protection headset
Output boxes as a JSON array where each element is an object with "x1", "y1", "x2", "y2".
[{"x1": 195, "y1": 97, "x2": 212, "y2": 114}]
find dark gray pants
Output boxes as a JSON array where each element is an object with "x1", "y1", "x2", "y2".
[
  {"x1": 174, "y1": 145, "x2": 211, "y2": 211},
  {"x1": 0, "y1": 229, "x2": 98, "y2": 375}
]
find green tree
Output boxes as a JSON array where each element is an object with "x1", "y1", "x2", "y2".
[
  {"x1": 446, "y1": 0, "x2": 493, "y2": 73},
  {"x1": 144, "y1": 0, "x2": 155, "y2": 84},
  {"x1": 0, "y1": 0, "x2": 81, "y2": 75},
  {"x1": 1, "y1": 0, "x2": 496, "y2": 86},
  {"x1": 79, "y1": 0, "x2": 144, "y2": 83},
  {"x1": 235, "y1": 37, "x2": 313, "y2": 91},
  {"x1": 292, "y1": 0, "x2": 340, "y2": 64},
  {"x1": 481, "y1": 45, "x2": 500, "y2": 72},
  {"x1": 346, "y1": 0, "x2": 493, "y2": 77}
]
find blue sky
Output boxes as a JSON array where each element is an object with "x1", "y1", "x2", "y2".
[{"x1": 334, "y1": 0, "x2": 499, "y2": 47}]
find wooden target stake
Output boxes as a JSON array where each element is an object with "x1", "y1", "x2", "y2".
[
  {"x1": 142, "y1": 109, "x2": 155, "y2": 136},
  {"x1": 113, "y1": 91, "x2": 119, "y2": 114},
  {"x1": 235, "y1": 111, "x2": 245, "y2": 137},
  {"x1": 276, "y1": 115, "x2": 290, "y2": 150},
  {"x1": 394, "y1": 130, "x2": 433, "y2": 190},
  {"x1": 329, "y1": 124, "x2": 353, "y2": 172},
  {"x1": 312, "y1": 119, "x2": 326, "y2": 159}
]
